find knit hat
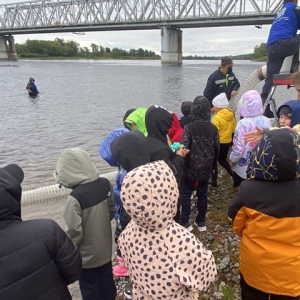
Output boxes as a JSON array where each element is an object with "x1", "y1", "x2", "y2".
[
  {"x1": 278, "y1": 105, "x2": 292, "y2": 119},
  {"x1": 247, "y1": 128, "x2": 300, "y2": 181},
  {"x1": 190, "y1": 96, "x2": 211, "y2": 122},
  {"x1": 221, "y1": 56, "x2": 232, "y2": 65},
  {"x1": 181, "y1": 101, "x2": 192, "y2": 116},
  {"x1": 212, "y1": 93, "x2": 229, "y2": 108}
]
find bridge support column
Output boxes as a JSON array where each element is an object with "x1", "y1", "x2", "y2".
[
  {"x1": 161, "y1": 27, "x2": 182, "y2": 64},
  {"x1": 0, "y1": 35, "x2": 17, "y2": 61}
]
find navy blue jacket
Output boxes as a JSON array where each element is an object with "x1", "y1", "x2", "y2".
[{"x1": 203, "y1": 68, "x2": 240, "y2": 106}]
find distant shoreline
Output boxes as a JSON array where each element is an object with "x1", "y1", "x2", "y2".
[{"x1": 17, "y1": 56, "x2": 267, "y2": 62}]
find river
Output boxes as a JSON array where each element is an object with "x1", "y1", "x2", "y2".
[{"x1": 0, "y1": 59, "x2": 296, "y2": 190}]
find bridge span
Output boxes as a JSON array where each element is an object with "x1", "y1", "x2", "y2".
[{"x1": 0, "y1": 0, "x2": 282, "y2": 62}]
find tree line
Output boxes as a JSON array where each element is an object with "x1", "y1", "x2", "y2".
[
  {"x1": 15, "y1": 38, "x2": 160, "y2": 59},
  {"x1": 183, "y1": 43, "x2": 267, "y2": 61},
  {"x1": 15, "y1": 38, "x2": 268, "y2": 60}
]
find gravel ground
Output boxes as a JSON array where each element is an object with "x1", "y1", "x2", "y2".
[{"x1": 21, "y1": 168, "x2": 240, "y2": 300}]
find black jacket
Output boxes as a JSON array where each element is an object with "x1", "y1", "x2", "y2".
[
  {"x1": 182, "y1": 96, "x2": 219, "y2": 182},
  {"x1": 0, "y1": 168, "x2": 82, "y2": 300},
  {"x1": 145, "y1": 105, "x2": 185, "y2": 187},
  {"x1": 111, "y1": 130, "x2": 151, "y2": 229},
  {"x1": 203, "y1": 68, "x2": 240, "y2": 106}
]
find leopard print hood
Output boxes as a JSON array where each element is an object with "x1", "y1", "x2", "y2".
[
  {"x1": 119, "y1": 161, "x2": 217, "y2": 299},
  {"x1": 120, "y1": 160, "x2": 178, "y2": 230}
]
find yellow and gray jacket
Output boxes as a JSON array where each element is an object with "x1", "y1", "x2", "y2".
[{"x1": 54, "y1": 148, "x2": 115, "y2": 269}]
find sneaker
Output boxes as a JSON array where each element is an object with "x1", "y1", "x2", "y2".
[
  {"x1": 182, "y1": 222, "x2": 193, "y2": 232},
  {"x1": 194, "y1": 221, "x2": 206, "y2": 232},
  {"x1": 124, "y1": 283, "x2": 133, "y2": 299},
  {"x1": 112, "y1": 265, "x2": 129, "y2": 276}
]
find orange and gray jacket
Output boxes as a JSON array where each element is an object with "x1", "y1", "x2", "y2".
[
  {"x1": 54, "y1": 148, "x2": 115, "y2": 269},
  {"x1": 228, "y1": 129, "x2": 300, "y2": 297}
]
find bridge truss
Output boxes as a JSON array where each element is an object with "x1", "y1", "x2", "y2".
[{"x1": 0, "y1": 0, "x2": 282, "y2": 34}]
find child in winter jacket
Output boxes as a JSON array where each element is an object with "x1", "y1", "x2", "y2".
[
  {"x1": 168, "y1": 112, "x2": 183, "y2": 143},
  {"x1": 179, "y1": 100, "x2": 192, "y2": 128},
  {"x1": 228, "y1": 128, "x2": 300, "y2": 299},
  {"x1": 229, "y1": 90, "x2": 271, "y2": 187},
  {"x1": 244, "y1": 100, "x2": 300, "y2": 144},
  {"x1": 180, "y1": 96, "x2": 219, "y2": 232},
  {"x1": 211, "y1": 92, "x2": 236, "y2": 177},
  {"x1": 54, "y1": 148, "x2": 116, "y2": 300},
  {"x1": 119, "y1": 160, "x2": 217, "y2": 300}
]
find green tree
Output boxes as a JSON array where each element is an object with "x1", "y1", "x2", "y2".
[{"x1": 253, "y1": 43, "x2": 267, "y2": 59}]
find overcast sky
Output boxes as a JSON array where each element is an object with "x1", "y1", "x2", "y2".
[{"x1": 0, "y1": 0, "x2": 272, "y2": 56}]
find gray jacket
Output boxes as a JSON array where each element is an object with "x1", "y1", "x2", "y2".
[{"x1": 54, "y1": 147, "x2": 115, "y2": 269}]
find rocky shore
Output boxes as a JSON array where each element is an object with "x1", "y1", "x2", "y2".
[{"x1": 22, "y1": 169, "x2": 240, "y2": 300}]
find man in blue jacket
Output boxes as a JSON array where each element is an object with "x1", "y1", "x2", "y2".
[
  {"x1": 262, "y1": 0, "x2": 300, "y2": 116},
  {"x1": 204, "y1": 56, "x2": 240, "y2": 108}
]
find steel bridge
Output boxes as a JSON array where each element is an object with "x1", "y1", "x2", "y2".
[
  {"x1": 0, "y1": 0, "x2": 282, "y2": 62},
  {"x1": 0, "y1": 0, "x2": 282, "y2": 34}
]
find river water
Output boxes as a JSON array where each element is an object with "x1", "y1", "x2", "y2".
[{"x1": 0, "y1": 59, "x2": 296, "y2": 190}]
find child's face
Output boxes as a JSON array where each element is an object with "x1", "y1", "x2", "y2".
[
  {"x1": 212, "y1": 107, "x2": 221, "y2": 113},
  {"x1": 279, "y1": 115, "x2": 292, "y2": 127}
]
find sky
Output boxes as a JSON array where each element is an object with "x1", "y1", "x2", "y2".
[{"x1": 0, "y1": 0, "x2": 272, "y2": 56}]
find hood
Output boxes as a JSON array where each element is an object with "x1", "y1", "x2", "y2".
[
  {"x1": 237, "y1": 90, "x2": 263, "y2": 118},
  {"x1": 168, "y1": 112, "x2": 183, "y2": 143},
  {"x1": 247, "y1": 128, "x2": 300, "y2": 181},
  {"x1": 54, "y1": 147, "x2": 99, "y2": 189},
  {"x1": 29, "y1": 77, "x2": 34, "y2": 82},
  {"x1": 124, "y1": 107, "x2": 148, "y2": 136},
  {"x1": 121, "y1": 161, "x2": 178, "y2": 231},
  {"x1": 277, "y1": 100, "x2": 300, "y2": 128},
  {"x1": 110, "y1": 130, "x2": 151, "y2": 172},
  {"x1": 217, "y1": 108, "x2": 235, "y2": 121},
  {"x1": 123, "y1": 108, "x2": 136, "y2": 130},
  {"x1": 191, "y1": 96, "x2": 211, "y2": 122},
  {"x1": 145, "y1": 105, "x2": 173, "y2": 144},
  {"x1": 0, "y1": 168, "x2": 22, "y2": 224},
  {"x1": 181, "y1": 101, "x2": 192, "y2": 116},
  {"x1": 99, "y1": 127, "x2": 129, "y2": 167}
]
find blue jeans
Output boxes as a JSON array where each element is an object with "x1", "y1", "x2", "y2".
[
  {"x1": 180, "y1": 177, "x2": 209, "y2": 224},
  {"x1": 262, "y1": 36, "x2": 300, "y2": 97}
]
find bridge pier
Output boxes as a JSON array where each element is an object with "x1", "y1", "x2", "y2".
[
  {"x1": 161, "y1": 27, "x2": 182, "y2": 64},
  {"x1": 0, "y1": 35, "x2": 17, "y2": 61}
]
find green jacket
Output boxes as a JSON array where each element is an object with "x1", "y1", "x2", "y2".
[
  {"x1": 54, "y1": 148, "x2": 115, "y2": 269},
  {"x1": 124, "y1": 107, "x2": 148, "y2": 136}
]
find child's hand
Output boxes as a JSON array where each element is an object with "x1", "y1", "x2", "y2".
[
  {"x1": 176, "y1": 147, "x2": 190, "y2": 158},
  {"x1": 244, "y1": 126, "x2": 263, "y2": 143}
]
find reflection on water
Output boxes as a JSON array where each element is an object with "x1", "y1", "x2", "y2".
[{"x1": 0, "y1": 59, "x2": 296, "y2": 190}]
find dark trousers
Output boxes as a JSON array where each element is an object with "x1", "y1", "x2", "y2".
[
  {"x1": 233, "y1": 171, "x2": 245, "y2": 188},
  {"x1": 218, "y1": 143, "x2": 233, "y2": 177},
  {"x1": 241, "y1": 274, "x2": 300, "y2": 300},
  {"x1": 180, "y1": 177, "x2": 209, "y2": 224},
  {"x1": 262, "y1": 36, "x2": 300, "y2": 97},
  {"x1": 79, "y1": 261, "x2": 116, "y2": 300}
]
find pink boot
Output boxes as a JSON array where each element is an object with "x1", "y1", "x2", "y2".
[{"x1": 112, "y1": 256, "x2": 129, "y2": 277}]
